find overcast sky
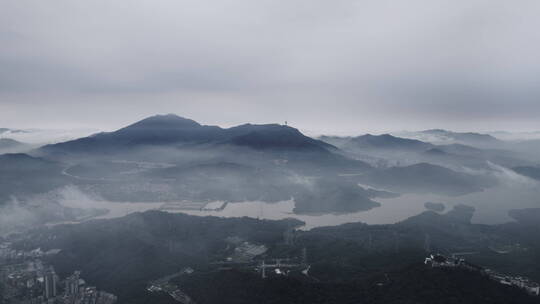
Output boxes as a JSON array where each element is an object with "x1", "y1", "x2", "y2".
[{"x1": 1, "y1": 0, "x2": 540, "y2": 135}]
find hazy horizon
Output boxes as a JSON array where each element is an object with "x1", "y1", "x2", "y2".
[
  {"x1": 2, "y1": 112, "x2": 540, "y2": 143},
  {"x1": 2, "y1": 112, "x2": 540, "y2": 141}
]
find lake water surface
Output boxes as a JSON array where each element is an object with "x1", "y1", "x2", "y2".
[{"x1": 57, "y1": 179, "x2": 540, "y2": 230}]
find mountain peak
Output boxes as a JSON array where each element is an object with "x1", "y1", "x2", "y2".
[
  {"x1": 38, "y1": 116, "x2": 336, "y2": 155},
  {"x1": 350, "y1": 133, "x2": 432, "y2": 150},
  {"x1": 122, "y1": 114, "x2": 202, "y2": 130}
]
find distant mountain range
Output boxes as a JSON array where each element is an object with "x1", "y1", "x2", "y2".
[
  {"x1": 0, "y1": 115, "x2": 510, "y2": 213},
  {"x1": 34, "y1": 116, "x2": 503, "y2": 199},
  {"x1": 320, "y1": 133, "x2": 530, "y2": 170},
  {"x1": 0, "y1": 138, "x2": 25, "y2": 149},
  {"x1": 421, "y1": 129, "x2": 501, "y2": 144},
  {"x1": 321, "y1": 134, "x2": 434, "y2": 152},
  {"x1": 389, "y1": 129, "x2": 503, "y2": 148},
  {"x1": 2, "y1": 115, "x2": 373, "y2": 213},
  {"x1": 359, "y1": 163, "x2": 496, "y2": 196},
  {"x1": 39, "y1": 114, "x2": 335, "y2": 156}
]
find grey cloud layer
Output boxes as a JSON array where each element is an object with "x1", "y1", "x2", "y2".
[{"x1": 1, "y1": 0, "x2": 539, "y2": 132}]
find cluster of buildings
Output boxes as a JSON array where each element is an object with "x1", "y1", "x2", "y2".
[
  {"x1": 485, "y1": 269, "x2": 540, "y2": 297},
  {"x1": 1, "y1": 242, "x2": 117, "y2": 304},
  {"x1": 61, "y1": 271, "x2": 117, "y2": 304},
  {"x1": 1, "y1": 260, "x2": 54, "y2": 302},
  {"x1": 425, "y1": 254, "x2": 540, "y2": 296},
  {"x1": 424, "y1": 254, "x2": 482, "y2": 272}
]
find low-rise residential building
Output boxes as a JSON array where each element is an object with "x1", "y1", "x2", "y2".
[{"x1": 425, "y1": 254, "x2": 539, "y2": 297}]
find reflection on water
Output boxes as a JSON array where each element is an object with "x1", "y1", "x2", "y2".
[{"x1": 56, "y1": 179, "x2": 540, "y2": 230}]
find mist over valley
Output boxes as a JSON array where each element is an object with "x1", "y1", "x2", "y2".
[{"x1": 3, "y1": 2, "x2": 540, "y2": 301}]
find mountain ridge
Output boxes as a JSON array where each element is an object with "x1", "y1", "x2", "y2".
[{"x1": 38, "y1": 114, "x2": 336, "y2": 155}]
